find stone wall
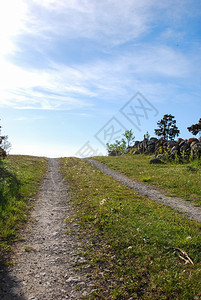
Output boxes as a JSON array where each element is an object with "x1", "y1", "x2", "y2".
[{"x1": 126, "y1": 137, "x2": 201, "y2": 160}]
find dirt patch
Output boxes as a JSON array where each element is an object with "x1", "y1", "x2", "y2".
[
  {"x1": 85, "y1": 158, "x2": 201, "y2": 223},
  {"x1": 0, "y1": 158, "x2": 95, "y2": 300}
]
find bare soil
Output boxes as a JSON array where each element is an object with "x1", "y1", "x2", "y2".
[
  {"x1": 85, "y1": 158, "x2": 201, "y2": 223},
  {"x1": 0, "y1": 158, "x2": 95, "y2": 300}
]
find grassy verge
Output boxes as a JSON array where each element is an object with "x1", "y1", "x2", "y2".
[
  {"x1": 93, "y1": 155, "x2": 201, "y2": 206},
  {"x1": 0, "y1": 155, "x2": 47, "y2": 258},
  {"x1": 59, "y1": 157, "x2": 201, "y2": 299}
]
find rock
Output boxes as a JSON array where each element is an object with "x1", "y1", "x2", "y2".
[
  {"x1": 108, "y1": 151, "x2": 118, "y2": 156},
  {"x1": 180, "y1": 141, "x2": 190, "y2": 153},
  {"x1": 187, "y1": 166, "x2": 197, "y2": 172},
  {"x1": 124, "y1": 146, "x2": 133, "y2": 154},
  {"x1": 170, "y1": 149, "x2": 178, "y2": 159},
  {"x1": 146, "y1": 139, "x2": 156, "y2": 153},
  {"x1": 156, "y1": 154, "x2": 164, "y2": 159},
  {"x1": 191, "y1": 142, "x2": 201, "y2": 159},
  {"x1": 179, "y1": 140, "x2": 186, "y2": 147},
  {"x1": 133, "y1": 150, "x2": 141, "y2": 155},
  {"x1": 66, "y1": 276, "x2": 80, "y2": 282},
  {"x1": 133, "y1": 141, "x2": 140, "y2": 148},
  {"x1": 150, "y1": 137, "x2": 158, "y2": 142},
  {"x1": 188, "y1": 138, "x2": 199, "y2": 144},
  {"x1": 167, "y1": 141, "x2": 178, "y2": 149},
  {"x1": 177, "y1": 138, "x2": 184, "y2": 143},
  {"x1": 171, "y1": 145, "x2": 179, "y2": 153},
  {"x1": 150, "y1": 158, "x2": 164, "y2": 164}
]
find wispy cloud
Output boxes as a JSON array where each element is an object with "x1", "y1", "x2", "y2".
[
  {"x1": 25, "y1": 0, "x2": 154, "y2": 46},
  {"x1": 21, "y1": 0, "x2": 201, "y2": 47},
  {"x1": 0, "y1": 59, "x2": 95, "y2": 110},
  {"x1": 0, "y1": 42, "x2": 197, "y2": 110},
  {"x1": 0, "y1": 0, "x2": 200, "y2": 112}
]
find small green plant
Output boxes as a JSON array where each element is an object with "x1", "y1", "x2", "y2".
[
  {"x1": 106, "y1": 139, "x2": 126, "y2": 155},
  {"x1": 24, "y1": 246, "x2": 36, "y2": 252},
  {"x1": 144, "y1": 131, "x2": 150, "y2": 141},
  {"x1": 106, "y1": 129, "x2": 135, "y2": 155},
  {"x1": 161, "y1": 147, "x2": 171, "y2": 161},
  {"x1": 180, "y1": 150, "x2": 190, "y2": 163},
  {"x1": 140, "y1": 176, "x2": 151, "y2": 182},
  {"x1": 174, "y1": 152, "x2": 180, "y2": 164}
]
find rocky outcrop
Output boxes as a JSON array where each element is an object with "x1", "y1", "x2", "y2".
[{"x1": 129, "y1": 137, "x2": 201, "y2": 161}]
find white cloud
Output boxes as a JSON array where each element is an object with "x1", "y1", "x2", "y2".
[
  {"x1": 23, "y1": 0, "x2": 201, "y2": 48},
  {"x1": 125, "y1": 46, "x2": 192, "y2": 77},
  {"x1": 0, "y1": 58, "x2": 95, "y2": 110},
  {"x1": 0, "y1": 42, "x2": 196, "y2": 110},
  {"x1": 19, "y1": 0, "x2": 157, "y2": 46},
  {"x1": 0, "y1": 0, "x2": 28, "y2": 55},
  {"x1": 0, "y1": 0, "x2": 199, "y2": 112}
]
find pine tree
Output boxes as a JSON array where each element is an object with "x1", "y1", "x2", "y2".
[
  {"x1": 187, "y1": 118, "x2": 201, "y2": 136},
  {"x1": 154, "y1": 114, "x2": 180, "y2": 141}
]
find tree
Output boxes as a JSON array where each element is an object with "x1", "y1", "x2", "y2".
[
  {"x1": 106, "y1": 139, "x2": 126, "y2": 156},
  {"x1": 0, "y1": 121, "x2": 11, "y2": 159},
  {"x1": 187, "y1": 118, "x2": 201, "y2": 136},
  {"x1": 154, "y1": 114, "x2": 180, "y2": 141},
  {"x1": 106, "y1": 129, "x2": 135, "y2": 155},
  {"x1": 122, "y1": 129, "x2": 135, "y2": 147},
  {"x1": 1, "y1": 136, "x2": 11, "y2": 153}
]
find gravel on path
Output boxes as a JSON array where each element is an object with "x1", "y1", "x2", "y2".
[
  {"x1": 85, "y1": 158, "x2": 201, "y2": 223},
  {"x1": 0, "y1": 158, "x2": 95, "y2": 300}
]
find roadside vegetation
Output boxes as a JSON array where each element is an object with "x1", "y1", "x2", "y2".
[
  {"x1": 0, "y1": 155, "x2": 47, "y2": 259},
  {"x1": 59, "y1": 157, "x2": 201, "y2": 299},
  {"x1": 93, "y1": 155, "x2": 201, "y2": 206}
]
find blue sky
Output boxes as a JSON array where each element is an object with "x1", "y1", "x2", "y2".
[{"x1": 0, "y1": 0, "x2": 200, "y2": 157}]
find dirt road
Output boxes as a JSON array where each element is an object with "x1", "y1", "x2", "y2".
[
  {"x1": 0, "y1": 159, "x2": 94, "y2": 300},
  {"x1": 85, "y1": 158, "x2": 201, "y2": 223},
  {"x1": 0, "y1": 157, "x2": 200, "y2": 300}
]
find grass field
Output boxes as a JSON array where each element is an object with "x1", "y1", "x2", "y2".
[
  {"x1": 60, "y1": 157, "x2": 201, "y2": 299},
  {"x1": 0, "y1": 155, "x2": 47, "y2": 259},
  {"x1": 93, "y1": 154, "x2": 201, "y2": 206}
]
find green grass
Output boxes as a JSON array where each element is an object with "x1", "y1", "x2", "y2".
[
  {"x1": 93, "y1": 155, "x2": 201, "y2": 205},
  {"x1": 0, "y1": 155, "x2": 47, "y2": 258},
  {"x1": 59, "y1": 157, "x2": 201, "y2": 299}
]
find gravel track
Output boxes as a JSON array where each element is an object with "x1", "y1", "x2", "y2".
[
  {"x1": 85, "y1": 158, "x2": 201, "y2": 223},
  {"x1": 0, "y1": 157, "x2": 200, "y2": 300},
  {"x1": 0, "y1": 158, "x2": 95, "y2": 300}
]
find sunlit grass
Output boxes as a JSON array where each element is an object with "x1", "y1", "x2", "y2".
[
  {"x1": 93, "y1": 155, "x2": 201, "y2": 205},
  {"x1": 0, "y1": 155, "x2": 47, "y2": 258},
  {"x1": 60, "y1": 157, "x2": 201, "y2": 299}
]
